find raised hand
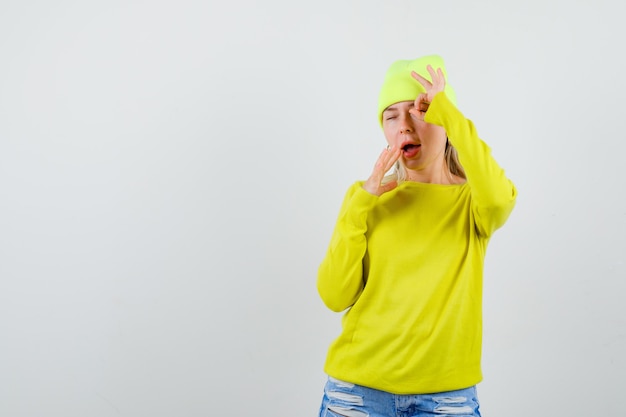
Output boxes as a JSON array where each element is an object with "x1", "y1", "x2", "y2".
[
  {"x1": 363, "y1": 146, "x2": 402, "y2": 196},
  {"x1": 409, "y1": 65, "x2": 446, "y2": 119}
]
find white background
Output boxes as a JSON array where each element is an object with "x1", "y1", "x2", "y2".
[{"x1": 1, "y1": 1, "x2": 624, "y2": 416}]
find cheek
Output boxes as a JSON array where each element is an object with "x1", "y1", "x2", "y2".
[
  {"x1": 382, "y1": 127, "x2": 395, "y2": 145},
  {"x1": 419, "y1": 124, "x2": 447, "y2": 143}
]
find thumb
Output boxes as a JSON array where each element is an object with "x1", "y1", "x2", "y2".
[
  {"x1": 414, "y1": 93, "x2": 430, "y2": 114},
  {"x1": 379, "y1": 180, "x2": 398, "y2": 195}
]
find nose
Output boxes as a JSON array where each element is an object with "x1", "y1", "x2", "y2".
[{"x1": 399, "y1": 113, "x2": 413, "y2": 134}]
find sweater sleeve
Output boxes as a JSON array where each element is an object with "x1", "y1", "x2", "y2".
[
  {"x1": 425, "y1": 92, "x2": 517, "y2": 237},
  {"x1": 317, "y1": 182, "x2": 378, "y2": 312}
]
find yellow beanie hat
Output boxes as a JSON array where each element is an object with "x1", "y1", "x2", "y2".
[{"x1": 377, "y1": 55, "x2": 457, "y2": 126}]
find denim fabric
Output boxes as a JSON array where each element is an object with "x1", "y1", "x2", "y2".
[{"x1": 319, "y1": 377, "x2": 481, "y2": 417}]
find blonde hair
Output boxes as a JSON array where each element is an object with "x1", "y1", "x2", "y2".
[{"x1": 383, "y1": 140, "x2": 466, "y2": 184}]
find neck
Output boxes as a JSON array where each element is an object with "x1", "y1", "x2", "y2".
[{"x1": 405, "y1": 161, "x2": 464, "y2": 185}]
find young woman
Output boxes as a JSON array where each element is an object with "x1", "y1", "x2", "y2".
[{"x1": 317, "y1": 55, "x2": 517, "y2": 417}]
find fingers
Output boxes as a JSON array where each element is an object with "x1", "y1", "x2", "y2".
[
  {"x1": 411, "y1": 70, "x2": 431, "y2": 89},
  {"x1": 382, "y1": 146, "x2": 401, "y2": 171},
  {"x1": 373, "y1": 146, "x2": 399, "y2": 180},
  {"x1": 363, "y1": 146, "x2": 401, "y2": 196},
  {"x1": 412, "y1": 66, "x2": 446, "y2": 101},
  {"x1": 434, "y1": 67, "x2": 446, "y2": 92},
  {"x1": 427, "y1": 65, "x2": 446, "y2": 94},
  {"x1": 409, "y1": 93, "x2": 429, "y2": 120},
  {"x1": 426, "y1": 65, "x2": 437, "y2": 82},
  {"x1": 364, "y1": 149, "x2": 390, "y2": 192},
  {"x1": 413, "y1": 93, "x2": 430, "y2": 113},
  {"x1": 379, "y1": 180, "x2": 398, "y2": 194}
]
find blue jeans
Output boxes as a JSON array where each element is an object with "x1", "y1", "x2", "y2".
[{"x1": 319, "y1": 377, "x2": 481, "y2": 417}]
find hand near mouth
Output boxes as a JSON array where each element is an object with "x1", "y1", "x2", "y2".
[
  {"x1": 363, "y1": 146, "x2": 402, "y2": 196},
  {"x1": 409, "y1": 65, "x2": 446, "y2": 119}
]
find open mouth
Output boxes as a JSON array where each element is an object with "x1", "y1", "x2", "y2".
[{"x1": 401, "y1": 143, "x2": 421, "y2": 157}]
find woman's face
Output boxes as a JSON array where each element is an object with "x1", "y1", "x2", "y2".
[{"x1": 381, "y1": 101, "x2": 447, "y2": 173}]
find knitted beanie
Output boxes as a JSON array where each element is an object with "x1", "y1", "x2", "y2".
[{"x1": 377, "y1": 55, "x2": 457, "y2": 126}]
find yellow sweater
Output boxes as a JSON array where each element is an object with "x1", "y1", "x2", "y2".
[{"x1": 317, "y1": 93, "x2": 517, "y2": 394}]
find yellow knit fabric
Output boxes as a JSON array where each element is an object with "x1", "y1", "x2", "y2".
[{"x1": 317, "y1": 92, "x2": 517, "y2": 394}]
